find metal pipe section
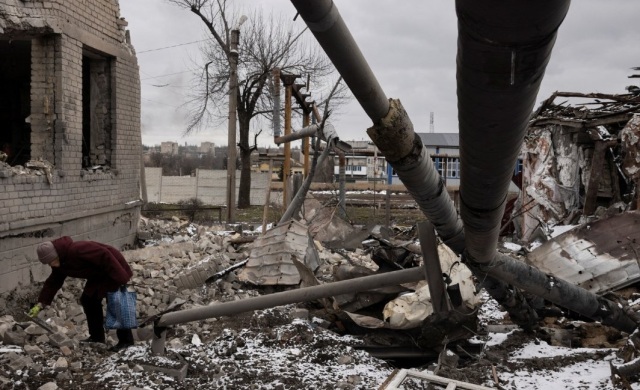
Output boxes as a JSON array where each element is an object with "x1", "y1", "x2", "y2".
[
  {"x1": 157, "y1": 267, "x2": 424, "y2": 327},
  {"x1": 417, "y1": 221, "x2": 451, "y2": 314},
  {"x1": 290, "y1": 0, "x2": 389, "y2": 122},
  {"x1": 456, "y1": 0, "x2": 571, "y2": 263},
  {"x1": 368, "y1": 100, "x2": 465, "y2": 251},
  {"x1": 469, "y1": 252, "x2": 638, "y2": 333},
  {"x1": 274, "y1": 124, "x2": 319, "y2": 145}
]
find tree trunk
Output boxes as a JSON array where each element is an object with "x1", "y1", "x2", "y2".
[{"x1": 237, "y1": 114, "x2": 252, "y2": 209}]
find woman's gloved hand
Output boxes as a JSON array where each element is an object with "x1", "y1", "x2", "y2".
[{"x1": 28, "y1": 303, "x2": 42, "y2": 317}]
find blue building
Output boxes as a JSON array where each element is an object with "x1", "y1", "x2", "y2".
[{"x1": 387, "y1": 132, "x2": 521, "y2": 187}]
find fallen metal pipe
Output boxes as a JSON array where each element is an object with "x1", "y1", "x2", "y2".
[
  {"x1": 417, "y1": 221, "x2": 451, "y2": 314},
  {"x1": 467, "y1": 252, "x2": 638, "y2": 333},
  {"x1": 156, "y1": 267, "x2": 424, "y2": 327}
]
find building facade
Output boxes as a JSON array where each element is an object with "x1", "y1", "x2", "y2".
[{"x1": 0, "y1": 0, "x2": 142, "y2": 293}]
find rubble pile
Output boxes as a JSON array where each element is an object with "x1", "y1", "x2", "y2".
[{"x1": 0, "y1": 216, "x2": 639, "y2": 389}]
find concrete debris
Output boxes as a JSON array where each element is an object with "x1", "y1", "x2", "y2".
[
  {"x1": 37, "y1": 383, "x2": 59, "y2": 390},
  {"x1": 527, "y1": 210, "x2": 640, "y2": 293},
  {"x1": 238, "y1": 219, "x2": 322, "y2": 286}
]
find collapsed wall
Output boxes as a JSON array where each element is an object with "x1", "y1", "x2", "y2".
[
  {"x1": 519, "y1": 92, "x2": 640, "y2": 241},
  {"x1": 0, "y1": 0, "x2": 142, "y2": 293}
]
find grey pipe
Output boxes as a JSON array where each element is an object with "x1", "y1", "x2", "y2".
[
  {"x1": 290, "y1": 0, "x2": 389, "y2": 121},
  {"x1": 456, "y1": 0, "x2": 571, "y2": 263},
  {"x1": 157, "y1": 267, "x2": 423, "y2": 327},
  {"x1": 274, "y1": 124, "x2": 319, "y2": 145},
  {"x1": 469, "y1": 252, "x2": 637, "y2": 333}
]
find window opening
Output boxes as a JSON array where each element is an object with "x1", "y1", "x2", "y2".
[
  {"x1": 0, "y1": 40, "x2": 31, "y2": 166},
  {"x1": 82, "y1": 49, "x2": 112, "y2": 168}
]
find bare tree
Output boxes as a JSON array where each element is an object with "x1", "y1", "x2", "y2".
[{"x1": 168, "y1": 0, "x2": 341, "y2": 208}]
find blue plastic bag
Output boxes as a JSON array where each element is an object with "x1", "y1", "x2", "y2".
[{"x1": 105, "y1": 286, "x2": 138, "y2": 329}]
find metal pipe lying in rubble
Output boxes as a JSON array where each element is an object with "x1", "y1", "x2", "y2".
[
  {"x1": 290, "y1": 0, "x2": 637, "y2": 332},
  {"x1": 156, "y1": 267, "x2": 424, "y2": 327}
]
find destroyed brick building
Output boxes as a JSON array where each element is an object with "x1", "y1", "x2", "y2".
[{"x1": 0, "y1": 0, "x2": 142, "y2": 293}]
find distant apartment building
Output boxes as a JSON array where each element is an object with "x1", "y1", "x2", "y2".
[
  {"x1": 333, "y1": 141, "x2": 386, "y2": 183},
  {"x1": 198, "y1": 142, "x2": 215, "y2": 155},
  {"x1": 160, "y1": 141, "x2": 179, "y2": 155}
]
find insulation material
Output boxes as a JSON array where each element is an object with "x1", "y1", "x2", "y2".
[
  {"x1": 621, "y1": 114, "x2": 640, "y2": 181},
  {"x1": 344, "y1": 244, "x2": 477, "y2": 330},
  {"x1": 238, "y1": 219, "x2": 321, "y2": 286}
]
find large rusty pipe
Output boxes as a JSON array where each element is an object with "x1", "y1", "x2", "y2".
[
  {"x1": 290, "y1": 0, "x2": 389, "y2": 122},
  {"x1": 456, "y1": 0, "x2": 571, "y2": 263}
]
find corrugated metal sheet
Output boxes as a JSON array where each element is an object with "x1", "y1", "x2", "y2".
[
  {"x1": 527, "y1": 211, "x2": 640, "y2": 293},
  {"x1": 238, "y1": 220, "x2": 321, "y2": 286}
]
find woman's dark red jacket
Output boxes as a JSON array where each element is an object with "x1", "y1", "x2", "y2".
[{"x1": 38, "y1": 236, "x2": 133, "y2": 305}]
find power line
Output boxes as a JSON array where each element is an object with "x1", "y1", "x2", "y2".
[
  {"x1": 137, "y1": 39, "x2": 210, "y2": 54},
  {"x1": 141, "y1": 69, "x2": 196, "y2": 81}
]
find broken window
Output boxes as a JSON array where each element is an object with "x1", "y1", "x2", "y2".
[
  {"x1": 446, "y1": 157, "x2": 460, "y2": 178},
  {"x1": 0, "y1": 40, "x2": 31, "y2": 166},
  {"x1": 82, "y1": 49, "x2": 113, "y2": 168}
]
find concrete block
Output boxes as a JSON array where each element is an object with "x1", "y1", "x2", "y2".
[
  {"x1": 141, "y1": 359, "x2": 188, "y2": 382},
  {"x1": 37, "y1": 382, "x2": 59, "y2": 390}
]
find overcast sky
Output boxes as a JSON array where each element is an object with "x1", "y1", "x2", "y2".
[{"x1": 119, "y1": 0, "x2": 640, "y2": 148}]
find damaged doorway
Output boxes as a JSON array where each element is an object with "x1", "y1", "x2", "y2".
[
  {"x1": 0, "y1": 40, "x2": 31, "y2": 166},
  {"x1": 82, "y1": 49, "x2": 113, "y2": 168}
]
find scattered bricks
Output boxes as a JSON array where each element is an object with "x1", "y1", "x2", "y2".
[
  {"x1": 65, "y1": 305, "x2": 84, "y2": 318},
  {"x1": 49, "y1": 332, "x2": 74, "y2": 348},
  {"x1": 69, "y1": 362, "x2": 83, "y2": 372},
  {"x1": 24, "y1": 345, "x2": 44, "y2": 356},
  {"x1": 8, "y1": 355, "x2": 34, "y2": 372},
  {"x1": 37, "y1": 382, "x2": 58, "y2": 390},
  {"x1": 53, "y1": 357, "x2": 68, "y2": 371},
  {"x1": 25, "y1": 323, "x2": 49, "y2": 336},
  {"x1": 291, "y1": 308, "x2": 309, "y2": 321},
  {"x1": 35, "y1": 334, "x2": 50, "y2": 344},
  {"x1": 59, "y1": 345, "x2": 73, "y2": 356},
  {"x1": 4, "y1": 330, "x2": 27, "y2": 346},
  {"x1": 337, "y1": 355, "x2": 353, "y2": 365}
]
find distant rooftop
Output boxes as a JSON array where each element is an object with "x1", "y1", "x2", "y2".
[{"x1": 417, "y1": 132, "x2": 459, "y2": 148}]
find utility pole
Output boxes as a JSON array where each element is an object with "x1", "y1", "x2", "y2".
[
  {"x1": 226, "y1": 15, "x2": 247, "y2": 224},
  {"x1": 280, "y1": 73, "x2": 299, "y2": 210}
]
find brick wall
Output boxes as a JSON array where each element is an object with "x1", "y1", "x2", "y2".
[{"x1": 0, "y1": 0, "x2": 142, "y2": 294}]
